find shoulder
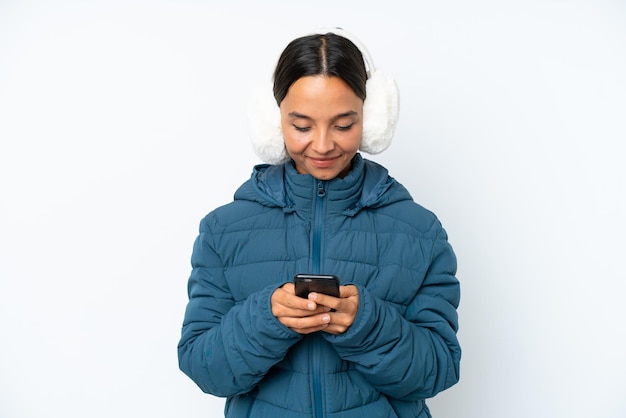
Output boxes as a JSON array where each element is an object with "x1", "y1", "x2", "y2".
[
  {"x1": 376, "y1": 197, "x2": 444, "y2": 238},
  {"x1": 198, "y1": 163, "x2": 289, "y2": 233},
  {"x1": 358, "y1": 158, "x2": 445, "y2": 237},
  {"x1": 199, "y1": 199, "x2": 277, "y2": 234}
]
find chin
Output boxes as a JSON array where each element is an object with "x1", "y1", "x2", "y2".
[{"x1": 315, "y1": 174, "x2": 337, "y2": 181}]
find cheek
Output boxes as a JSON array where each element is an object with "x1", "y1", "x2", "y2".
[
  {"x1": 345, "y1": 129, "x2": 363, "y2": 152},
  {"x1": 282, "y1": 131, "x2": 307, "y2": 155}
]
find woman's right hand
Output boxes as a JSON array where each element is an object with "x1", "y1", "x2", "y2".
[{"x1": 271, "y1": 283, "x2": 332, "y2": 334}]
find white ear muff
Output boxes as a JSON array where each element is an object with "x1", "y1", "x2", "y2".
[
  {"x1": 361, "y1": 69, "x2": 400, "y2": 154},
  {"x1": 247, "y1": 28, "x2": 399, "y2": 164},
  {"x1": 246, "y1": 82, "x2": 288, "y2": 165}
]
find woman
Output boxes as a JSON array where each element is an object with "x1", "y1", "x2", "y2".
[{"x1": 178, "y1": 29, "x2": 461, "y2": 417}]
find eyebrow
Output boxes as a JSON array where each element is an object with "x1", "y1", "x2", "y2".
[{"x1": 287, "y1": 110, "x2": 358, "y2": 120}]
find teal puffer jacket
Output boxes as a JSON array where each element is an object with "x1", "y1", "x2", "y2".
[{"x1": 178, "y1": 154, "x2": 461, "y2": 417}]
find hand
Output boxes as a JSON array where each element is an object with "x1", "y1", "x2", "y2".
[
  {"x1": 308, "y1": 285, "x2": 359, "y2": 335},
  {"x1": 271, "y1": 283, "x2": 333, "y2": 334}
]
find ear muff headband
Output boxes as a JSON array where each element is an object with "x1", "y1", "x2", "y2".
[{"x1": 247, "y1": 28, "x2": 400, "y2": 164}]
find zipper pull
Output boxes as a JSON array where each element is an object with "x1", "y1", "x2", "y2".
[{"x1": 317, "y1": 181, "x2": 326, "y2": 197}]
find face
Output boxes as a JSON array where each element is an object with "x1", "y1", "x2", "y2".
[{"x1": 279, "y1": 75, "x2": 363, "y2": 180}]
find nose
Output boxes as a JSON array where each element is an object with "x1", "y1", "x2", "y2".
[{"x1": 311, "y1": 129, "x2": 335, "y2": 154}]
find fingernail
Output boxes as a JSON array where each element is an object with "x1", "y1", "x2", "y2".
[
  {"x1": 307, "y1": 302, "x2": 316, "y2": 310},
  {"x1": 322, "y1": 315, "x2": 330, "y2": 323}
]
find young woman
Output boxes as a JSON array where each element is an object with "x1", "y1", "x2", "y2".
[{"x1": 178, "y1": 29, "x2": 461, "y2": 418}]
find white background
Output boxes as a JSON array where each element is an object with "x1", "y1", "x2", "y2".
[{"x1": 1, "y1": 1, "x2": 625, "y2": 417}]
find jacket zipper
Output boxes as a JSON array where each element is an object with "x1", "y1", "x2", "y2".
[
  {"x1": 312, "y1": 181, "x2": 325, "y2": 272},
  {"x1": 311, "y1": 180, "x2": 326, "y2": 418}
]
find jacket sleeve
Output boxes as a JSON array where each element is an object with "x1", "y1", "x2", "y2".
[
  {"x1": 177, "y1": 215, "x2": 302, "y2": 397},
  {"x1": 323, "y1": 223, "x2": 461, "y2": 400}
]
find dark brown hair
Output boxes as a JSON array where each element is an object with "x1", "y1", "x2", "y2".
[{"x1": 272, "y1": 33, "x2": 368, "y2": 105}]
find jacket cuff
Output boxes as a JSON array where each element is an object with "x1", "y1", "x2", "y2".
[
  {"x1": 255, "y1": 282, "x2": 303, "y2": 341},
  {"x1": 322, "y1": 284, "x2": 377, "y2": 349}
]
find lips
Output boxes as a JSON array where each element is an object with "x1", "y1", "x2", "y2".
[{"x1": 309, "y1": 158, "x2": 338, "y2": 169}]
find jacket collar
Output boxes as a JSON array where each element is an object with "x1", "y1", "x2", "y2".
[{"x1": 234, "y1": 154, "x2": 411, "y2": 216}]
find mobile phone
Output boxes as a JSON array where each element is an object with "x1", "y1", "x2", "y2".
[{"x1": 293, "y1": 274, "x2": 340, "y2": 298}]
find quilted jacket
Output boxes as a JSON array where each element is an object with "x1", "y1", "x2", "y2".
[{"x1": 178, "y1": 154, "x2": 461, "y2": 417}]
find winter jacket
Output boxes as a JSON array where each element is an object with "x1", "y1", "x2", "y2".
[{"x1": 178, "y1": 154, "x2": 461, "y2": 417}]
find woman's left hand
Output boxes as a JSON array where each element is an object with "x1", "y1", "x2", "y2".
[{"x1": 308, "y1": 285, "x2": 359, "y2": 334}]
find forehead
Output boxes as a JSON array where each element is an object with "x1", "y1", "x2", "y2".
[{"x1": 280, "y1": 75, "x2": 363, "y2": 116}]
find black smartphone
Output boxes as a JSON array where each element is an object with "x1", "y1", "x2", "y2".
[{"x1": 293, "y1": 274, "x2": 340, "y2": 298}]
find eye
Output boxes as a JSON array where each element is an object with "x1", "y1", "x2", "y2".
[
  {"x1": 292, "y1": 124, "x2": 311, "y2": 132},
  {"x1": 335, "y1": 123, "x2": 354, "y2": 131}
]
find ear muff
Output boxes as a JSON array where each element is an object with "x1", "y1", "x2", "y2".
[
  {"x1": 247, "y1": 82, "x2": 285, "y2": 165},
  {"x1": 247, "y1": 28, "x2": 400, "y2": 165}
]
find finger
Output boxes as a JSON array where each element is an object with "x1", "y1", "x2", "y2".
[
  {"x1": 275, "y1": 286, "x2": 319, "y2": 311},
  {"x1": 321, "y1": 324, "x2": 349, "y2": 335},
  {"x1": 339, "y1": 284, "x2": 358, "y2": 298},
  {"x1": 307, "y1": 292, "x2": 339, "y2": 311},
  {"x1": 281, "y1": 282, "x2": 296, "y2": 295},
  {"x1": 282, "y1": 313, "x2": 331, "y2": 334},
  {"x1": 274, "y1": 303, "x2": 326, "y2": 320},
  {"x1": 292, "y1": 324, "x2": 329, "y2": 335},
  {"x1": 320, "y1": 311, "x2": 356, "y2": 334}
]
